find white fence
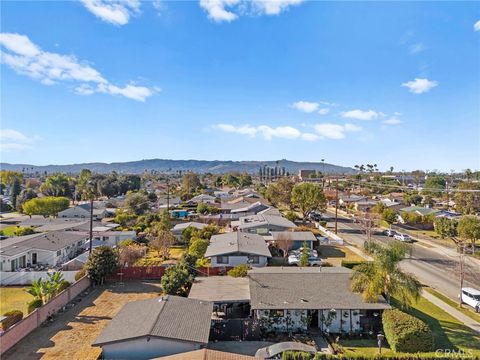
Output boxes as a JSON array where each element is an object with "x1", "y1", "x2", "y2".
[
  {"x1": 0, "y1": 270, "x2": 79, "y2": 285},
  {"x1": 315, "y1": 223, "x2": 344, "y2": 245}
]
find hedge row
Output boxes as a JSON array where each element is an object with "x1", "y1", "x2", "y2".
[
  {"x1": 27, "y1": 299, "x2": 43, "y2": 314},
  {"x1": 382, "y1": 309, "x2": 434, "y2": 353},
  {"x1": 340, "y1": 260, "x2": 367, "y2": 269},
  {"x1": 1, "y1": 310, "x2": 23, "y2": 330}
]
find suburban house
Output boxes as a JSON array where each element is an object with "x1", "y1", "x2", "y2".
[
  {"x1": 354, "y1": 200, "x2": 378, "y2": 212},
  {"x1": 77, "y1": 229, "x2": 136, "y2": 247},
  {"x1": 190, "y1": 194, "x2": 217, "y2": 204},
  {"x1": 0, "y1": 231, "x2": 88, "y2": 271},
  {"x1": 230, "y1": 201, "x2": 270, "y2": 217},
  {"x1": 379, "y1": 198, "x2": 404, "y2": 211},
  {"x1": 171, "y1": 222, "x2": 208, "y2": 241},
  {"x1": 205, "y1": 232, "x2": 271, "y2": 267},
  {"x1": 338, "y1": 195, "x2": 368, "y2": 207},
  {"x1": 57, "y1": 203, "x2": 108, "y2": 220},
  {"x1": 92, "y1": 296, "x2": 213, "y2": 360},
  {"x1": 268, "y1": 231, "x2": 317, "y2": 253},
  {"x1": 399, "y1": 206, "x2": 440, "y2": 217},
  {"x1": 156, "y1": 195, "x2": 181, "y2": 209},
  {"x1": 236, "y1": 214, "x2": 296, "y2": 235},
  {"x1": 248, "y1": 267, "x2": 390, "y2": 334}
]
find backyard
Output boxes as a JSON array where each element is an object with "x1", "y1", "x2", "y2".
[
  {"x1": 0, "y1": 286, "x2": 33, "y2": 315},
  {"x1": 317, "y1": 245, "x2": 365, "y2": 266},
  {"x1": 2, "y1": 281, "x2": 162, "y2": 360},
  {"x1": 135, "y1": 246, "x2": 186, "y2": 266}
]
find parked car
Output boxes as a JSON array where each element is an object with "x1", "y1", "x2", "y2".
[
  {"x1": 383, "y1": 229, "x2": 398, "y2": 237},
  {"x1": 393, "y1": 233, "x2": 414, "y2": 243},
  {"x1": 460, "y1": 287, "x2": 480, "y2": 312},
  {"x1": 289, "y1": 248, "x2": 318, "y2": 257},
  {"x1": 288, "y1": 254, "x2": 322, "y2": 266}
]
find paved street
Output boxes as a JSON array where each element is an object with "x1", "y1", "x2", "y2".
[{"x1": 325, "y1": 211, "x2": 480, "y2": 301}]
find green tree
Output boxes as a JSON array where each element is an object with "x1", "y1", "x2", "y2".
[
  {"x1": 124, "y1": 192, "x2": 150, "y2": 215},
  {"x1": 265, "y1": 177, "x2": 295, "y2": 208},
  {"x1": 22, "y1": 196, "x2": 69, "y2": 217},
  {"x1": 238, "y1": 173, "x2": 253, "y2": 188},
  {"x1": 188, "y1": 238, "x2": 209, "y2": 258},
  {"x1": 423, "y1": 175, "x2": 446, "y2": 198},
  {"x1": 454, "y1": 182, "x2": 480, "y2": 215},
  {"x1": 10, "y1": 177, "x2": 21, "y2": 209},
  {"x1": 227, "y1": 264, "x2": 250, "y2": 277},
  {"x1": 40, "y1": 173, "x2": 72, "y2": 197},
  {"x1": 299, "y1": 242, "x2": 309, "y2": 267},
  {"x1": 291, "y1": 183, "x2": 326, "y2": 221},
  {"x1": 382, "y1": 208, "x2": 397, "y2": 228},
  {"x1": 182, "y1": 173, "x2": 201, "y2": 196},
  {"x1": 16, "y1": 188, "x2": 37, "y2": 212},
  {"x1": 457, "y1": 216, "x2": 480, "y2": 254},
  {"x1": 434, "y1": 217, "x2": 457, "y2": 239},
  {"x1": 404, "y1": 192, "x2": 423, "y2": 206},
  {"x1": 351, "y1": 242, "x2": 422, "y2": 307},
  {"x1": 85, "y1": 246, "x2": 118, "y2": 285},
  {"x1": 161, "y1": 254, "x2": 197, "y2": 295}
]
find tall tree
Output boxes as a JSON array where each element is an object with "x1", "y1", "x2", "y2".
[
  {"x1": 22, "y1": 197, "x2": 69, "y2": 217},
  {"x1": 85, "y1": 246, "x2": 118, "y2": 285},
  {"x1": 457, "y1": 216, "x2": 480, "y2": 254},
  {"x1": 182, "y1": 173, "x2": 201, "y2": 195},
  {"x1": 434, "y1": 217, "x2": 457, "y2": 239},
  {"x1": 124, "y1": 192, "x2": 150, "y2": 215},
  {"x1": 265, "y1": 177, "x2": 295, "y2": 208},
  {"x1": 454, "y1": 182, "x2": 480, "y2": 215},
  {"x1": 291, "y1": 183, "x2": 326, "y2": 220},
  {"x1": 351, "y1": 242, "x2": 422, "y2": 307},
  {"x1": 423, "y1": 175, "x2": 446, "y2": 198},
  {"x1": 40, "y1": 173, "x2": 71, "y2": 197}
]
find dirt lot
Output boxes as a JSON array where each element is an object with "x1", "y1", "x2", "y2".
[{"x1": 3, "y1": 281, "x2": 162, "y2": 360}]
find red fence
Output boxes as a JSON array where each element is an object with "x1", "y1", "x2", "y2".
[
  {"x1": 0, "y1": 276, "x2": 90, "y2": 355},
  {"x1": 107, "y1": 266, "x2": 234, "y2": 281}
]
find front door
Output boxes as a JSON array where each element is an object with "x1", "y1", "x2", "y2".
[
  {"x1": 32, "y1": 253, "x2": 37, "y2": 265},
  {"x1": 310, "y1": 310, "x2": 319, "y2": 328}
]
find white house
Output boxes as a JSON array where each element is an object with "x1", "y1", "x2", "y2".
[
  {"x1": 92, "y1": 296, "x2": 213, "y2": 360},
  {"x1": 205, "y1": 232, "x2": 271, "y2": 267},
  {"x1": 0, "y1": 231, "x2": 88, "y2": 271},
  {"x1": 58, "y1": 203, "x2": 108, "y2": 220},
  {"x1": 237, "y1": 214, "x2": 296, "y2": 235}
]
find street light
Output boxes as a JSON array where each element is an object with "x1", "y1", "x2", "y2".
[{"x1": 377, "y1": 333, "x2": 385, "y2": 355}]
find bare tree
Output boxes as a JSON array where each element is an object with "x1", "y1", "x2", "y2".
[
  {"x1": 147, "y1": 224, "x2": 176, "y2": 259},
  {"x1": 275, "y1": 233, "x2": 294, "y2": 257},
  {"x1": 118, "y1": 244, "x2": 146, "y2": 267}
]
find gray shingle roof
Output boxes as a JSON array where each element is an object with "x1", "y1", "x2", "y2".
[
  {"x1": 205, "y1": 232, "x2": 272, "y2": 258},
  {"x1": 0, "y1": 231, "x2": 87, "y2": 257},
  {"x1": 92, "y1": 295, "x2": 213, "y2": 346},
  {"x1": 271, "y1": 231, "x2": 317, "y2": 242},
  {"x1": 248, "y1": 267, "x2": 390, "y2": 310},
  {"x1": 238, "y1": 214, "x2": 296, "y2": 230}
]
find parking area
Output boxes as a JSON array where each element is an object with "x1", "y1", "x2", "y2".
[{"x1": 3, "y1": 281, "x2": 162, "y2": 360}]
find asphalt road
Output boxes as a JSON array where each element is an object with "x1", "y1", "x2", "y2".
[{"x1": 324, "y1": 211, "x2": 480, "y2": 300}]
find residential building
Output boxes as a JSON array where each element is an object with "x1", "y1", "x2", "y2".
[
  {"x1": 58, "y1": 203, "x2": 108, "y2": 220},
  {"x1": 248, "y1": 267, "x2": 390, "y2": 334},
  {"x1": 155, "y1": 349, "x2": 256, "y2": 360},
  {"x1": 236, "y1": 214, "x2": 296, "y2": 235},
  {"x1": 0, "y1": 231, "x2": 88, "y2": 271},
  {"x1": 205, "y1": 232, "x2": 271, "y2": 267},
  {"x1": 92, "y1": 296, "x2": 213, "y2": 360},
  {"x1": 269, "y1": 231, "x2": 317, "y2": 253},
  {"x1": 190, "y1": 194, "x2": 216, "y2": 204},
  {"x1": 171, "y1": 222, "x2": 208, "y2": 241}
]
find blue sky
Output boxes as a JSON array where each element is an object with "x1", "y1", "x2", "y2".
[{"x1": 1, "y1": 1, "x2": 479, "y2": 171}]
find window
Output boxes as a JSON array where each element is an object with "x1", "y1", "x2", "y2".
[
  {"x1": 217, "y1": 255, "x2": 229, "y2": 264},
  {"x1": 270, "y1": 310, "x2": 284, "y2": 317},
  {"x1": 56, "y1": 250, "x2": 61, "y2": 256},
  {"x1": 248, "y1": 255, "x2": 260, "y2": 264}
]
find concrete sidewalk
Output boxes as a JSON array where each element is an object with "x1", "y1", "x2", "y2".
[{"x1": 422, "y1": 291, "x2": 480, "y2": 334}]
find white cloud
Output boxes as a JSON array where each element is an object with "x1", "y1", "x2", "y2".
[
  {"x1": 199, "y1": 0, "x2": 240, "y2": 22},
  {"x1": 313, "y1": 123, "x2": 361, "y2": 140},
  {"x1": 152, "y1": 0, "x2": 166, "y2": 15},
  {"x1": 291, "y1": 101, "x2": 319, "y2": 113},
  {"x1": 0, "y1": 33, "x2": 155, "y2": 102},
  {"x1": 301, "y1": 133, "x2": 319, "y2": 141},
  {"x1": 383, "y1": 117, "x2": 402, "y2": 125},
  {"x1": 199, "y1": 0, "x2": 304, "y2": 22},
  {"x1": 409, "y1": 42, "x2": 425, "y2": 54},
  {"x1": 252, "y1": 0, "x2": 304, "y2": 15},
  {"x1": 402, "y1": 78, "x2": 438, "y2": 94},
  {"x1": 215, "y1": 124, "x2": 257, "y2": 137},
  {"x1": 1, "y1": 129, "x2": 35, "y2": 152},
  {"x1": 340, "y1": 109, "x2": 381, "y2": 121},
  {"x1": 80, "y1": 0, "x2": 140, "y2": 26},
  {"x1": 318, "y1": 108, "x2": 330, "y2": 115},
  {"x1": 257, "y1": 125, "x2": 301, "y2": 140},
  {"x1": 474, "y1": 20, "x2": 480, "y2": 32}
]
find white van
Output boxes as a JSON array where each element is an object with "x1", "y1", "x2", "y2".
[{"x1": 460, "y1": 287, "x2": 480, "y2": 312}]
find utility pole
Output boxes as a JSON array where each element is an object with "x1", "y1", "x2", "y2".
[
  {"x1": 335, "y1": 177, "x2": 339, "y2": 234},
  {"x1": 446, "y1": 180, "x2": 450, "y2": 211},
  {"x1": 89, "y1": 197, "x2": 93, "y2": 254},
  {"x1": 459, "y1": 243, "x2": 465, "y2": 307},
  {"x1": 166, "y1": 176, "x2": 170, "y2": 211}
]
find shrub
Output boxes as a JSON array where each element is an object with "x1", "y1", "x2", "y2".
[
  {"x1": 282, "y1": 351, "x2": 313, "y2": 360},
  {"x1": 382, "y1": 309, "x2": 434, "y2": 353},
  {"x1": 285, "y1": 210, "x2": 298, "y2": 222},
  {"x1": 27, "y1": 299, "x2": 43, "y2": 314},
  {"x1": 341, "y1": 260, "x2": 367, "y2": 269},
  {"x1": 14, "y1": 226, "x2": 36, "y2": 236},
  {"x1": 227, "y1": 263, "x2": 250, "y2": 277},
  {"x1": 75, "y1": 267, "x2": 86, "y2": 281},
  {"x1": 1, "y1": 310, "x2": 23, "y2": 330},
  {"x1": 58, "y1": 280, "x2": 71, "y2": 293}
]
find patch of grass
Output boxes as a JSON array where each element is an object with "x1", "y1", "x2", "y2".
[
  {"x1": 0, "y1": 287, "x2": 33, "y2": 315},
  {"x1": 136, "y1": 246, "x2": 186, "y2": 266},
  {"x1": 340, "y1": 339, "x2": 395, "y2": 356},
  {"x1": 318, "y1": 245, "x2": 365, "y2": 266},
  {"x1": 425, "y1": 288, "x2": 480, "y2": 323},
  {"x1": 392, "y1": 297, "x2": 480, "y2": 355}
]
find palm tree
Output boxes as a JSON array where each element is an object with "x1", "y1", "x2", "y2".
[
  {"x1": 26, "y1": 279, "x2": 46, "y2": 303},
  {"x1": 350, "y1": 242, "x2": 422, "y2": 307}
]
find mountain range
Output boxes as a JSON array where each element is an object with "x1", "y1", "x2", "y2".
[{"x1": 0, "y1": 159, "x2": 354, "y2": 175}]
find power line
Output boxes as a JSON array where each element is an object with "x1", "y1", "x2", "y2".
[{"x1": 338, "y1": 179, "x2": 480, "y2": 193}]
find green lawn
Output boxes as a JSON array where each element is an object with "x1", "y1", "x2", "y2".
[
  {"x1": 425, "y1": 288, "x2": 480, "y2": 323},
  {"x1": 0, "y1": 226, "x2": 20, "y2": 236},
  {"x1": 136, "y1": 246, "x2": 186, "y2": 266},
  {"x1": 340, "y1": 339, "x2": 395, "y2": 356},
  {"x1": 0, "y1": 287, "x2": 33, "y2": 315}
]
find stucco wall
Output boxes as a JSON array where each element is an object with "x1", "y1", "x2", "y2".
[
  {"x1": 100, "y1": 336, "x2": 201, "y2": 360},
  {"x1": 210, "y1": 255, "x2": 268, "y2": 267}
]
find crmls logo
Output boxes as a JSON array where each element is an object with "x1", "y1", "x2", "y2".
[{"x1": 435, "y1": 349, "x2": 474, "y2": 359}]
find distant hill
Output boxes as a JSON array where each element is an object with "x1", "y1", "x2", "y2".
[{"x1": 1, "y1": 159, "x2": 354, "y2": 175}]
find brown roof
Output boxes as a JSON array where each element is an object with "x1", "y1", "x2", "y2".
[{"x1": 154, "y1": 349, "x2": 256, "y2": 360}]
